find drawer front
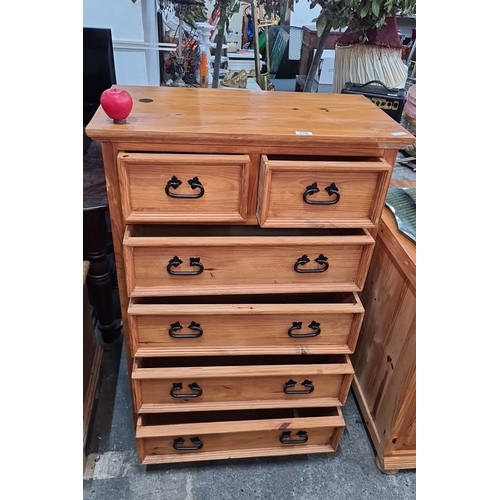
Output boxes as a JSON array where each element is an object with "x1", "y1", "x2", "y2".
[
  {"x1": 123, "y1": 226, "x2": 374, "y2": 297},
  {"x1": 257, "y1": 155, "x2": 392, "y2": 228},
  {"x1": 136, "y1": 407, "x2": 345, "y2": 464},
  {"x1": 128, "y1": 292, "x2": 364, "y2": 357},
  {"x1": 132, "y1": 355, "x2": 353, "y2": 413},
  {"x1": 117, "y1": 152, "x2": 250, "y2": 223}
]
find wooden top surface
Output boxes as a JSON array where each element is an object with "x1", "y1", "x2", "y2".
[{"x1": 85, "y1": 85, "x2": 415, "y2": 149}]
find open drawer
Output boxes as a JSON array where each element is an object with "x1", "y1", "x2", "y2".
[
  {"x1": 117, "y1": 152, "x2": 250, "y2": 223},
  {"x1": 136, "y1": 406, "x2": 345, "y2": 464},
  {"x1": 257, "y1": 154, "x2": 392, "y2": 228},
  {"x1": 128, "y1": 292, "x2": 364, "y2": 357},
  {"x1": 123, "y1": 225, "x2": 375, "y2": 297},
  {"x1": 131, "y1": 354, "x2": 354, "y2": 413}
]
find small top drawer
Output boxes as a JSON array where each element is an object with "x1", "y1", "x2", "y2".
[
  {"x1": 117, "y1": 152, "x2": 250, "y2": 223},
  {"x1": 257, "y1": 155, "x2": 392, "y2": 228}
]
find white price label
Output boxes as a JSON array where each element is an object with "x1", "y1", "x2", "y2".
[
  {"x1": 391, "y1": 131, "x2": 407, "y2": 136},
  {"x1": 295, "y1": 131, "x2": 313, "y2": 136}
]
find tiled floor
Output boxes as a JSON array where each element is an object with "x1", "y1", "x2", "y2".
[{"x1": 83, "y1": 82, "x2": 416, "y2": 499}]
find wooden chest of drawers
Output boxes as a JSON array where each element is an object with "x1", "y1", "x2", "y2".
[{"x1": 86, "y1": 85, "x2": 414, "y2": 465}]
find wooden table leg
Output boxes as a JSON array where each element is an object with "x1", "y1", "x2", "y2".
[{"x1": 83, "y1": 208, "x2": 121, "y2": 343}]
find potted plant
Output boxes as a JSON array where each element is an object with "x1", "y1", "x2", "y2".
[{"x1": 303, "y1": 0, "x2": 416, "y2": 92}]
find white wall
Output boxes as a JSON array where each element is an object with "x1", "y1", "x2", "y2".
[
  {"x1": 289, "y1": 1, "x2": 321, "y2": 29},
  {"x1": 82, "y1": 0, "x2": 321, "y2": 86},
  {"x1": 83, "y1": 0, "x2": 159, "y2": 86}
]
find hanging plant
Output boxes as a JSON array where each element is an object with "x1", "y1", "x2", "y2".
[
  {"x1": 303, "y1": 0, "x2": 416, "y2": 92},
  {"x1": 311, "y1": 0, "x2": 416, "y2": 44}
]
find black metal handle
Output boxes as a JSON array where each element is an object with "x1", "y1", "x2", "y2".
[
  {"x1": 351, "y1": 79, "x2": 394, "y2": 92},
  {"x1": 279, "y1": 431, "x2": 309, "y2": 445},
  {"x1": 165, "y1": 175, "x2": 205, "y2": 198},
  {"x1": 168, "y1": 321, "x2": 203, "y2": 338},
  {"x1": 287, "y1": 321, "x2": 321, "y2": 338},
  {"x1": 283, "y1": 379, "x2": 314, "y2": 395},
  {"x1": 173, "y1": 437, "x2": 204, "y2": 451},
  {"x1": 303, "y1": 182, "x2": 340, "y2": 205},
  {"x1": 167, "y1": 256, "x2": 204, "y2": 275},
  {"x1": 294, "y1": 254, "x2": 329, "y2": 273},
  {"x1": 170, "y1": 382, "x2": 203, "y2": 399}
]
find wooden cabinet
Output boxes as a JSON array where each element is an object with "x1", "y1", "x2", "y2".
[
  {"x1": 351, "y1": 195, "x2": 416, "y2": 474},
  {"x1": 86, "y1": 86, "x2": 414, "y2": 465}
]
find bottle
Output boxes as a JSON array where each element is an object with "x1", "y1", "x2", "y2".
[{"x1": 200, "y1": 51, "x2": 209, "y2": 88}]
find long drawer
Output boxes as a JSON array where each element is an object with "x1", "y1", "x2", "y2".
[
  {"x1": 131, "y1": 354, "x2": 353, "y2": 413},
  {"x1": 128, "y1": 292, "x2": 364, "y2": 357},
  {"x1": 123, "y1": 225, "x2": 375, "y2": 297},
  {"x1": 117, "y1": 152, "x2": 250, "y2": 223},
  {"x1": 257, "y1": 154, "x2": 392, "y2": 228},
  {"x1": 136, "y1": 407, "x2": 345, "y2": 464}
]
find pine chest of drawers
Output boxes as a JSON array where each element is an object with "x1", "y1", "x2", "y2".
[{"x1": 86, "y1": 85, "x2": 415, "y2": 465}]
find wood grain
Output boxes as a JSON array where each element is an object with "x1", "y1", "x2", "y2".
[
  {"x1": 117, "y1": 153, "x2": 250, "y2": 223},
  {"x1": 123, "y1": 227, "x2": 375, "y2": 296},
  {"x1": 136, "y1": 407, "x2": 345, "y2": 464},
  {"x1": 351, "y1": 202, "x2": 416, "y2": 472},
  {"x1": 85, "y1": 86, "x2": 415, "y2": 466},
  {"x1": 128, "y1": 292, "x2": 364, "y2": 357},
  {"x1": 257, "y1": 156, "x2": 392, "y2": 228},
  {"x1": 131, "y1": 355, "x2": 352, "y2": 413},
  {"x1": 86, "y1": 86, "x2": 416, "y2": 150}
]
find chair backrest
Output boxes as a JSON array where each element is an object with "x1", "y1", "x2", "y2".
[{"x1": 83, "y1": 27, "x2": 117, "y2": 115}]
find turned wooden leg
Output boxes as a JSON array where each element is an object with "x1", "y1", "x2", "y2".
[{"x1": 83, "y1": 208, "x2": 121, "y2": 343}]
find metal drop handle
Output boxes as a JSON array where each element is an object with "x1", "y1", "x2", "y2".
[
  {"x1": 303, "y1": 182, "x2": 340, "y2": 205},
  {"x1": 173, "y1": 437, "x2": 203, "y2": 451},
  {"x1": 280, "y1": 431, "x2": 309, "y2": 445},
  {"x1": 170, "y1": 382, "x2": 203, "y2": 399},
  {"x1": 294, "y1": 254, "x2": 329, "y2": 273},
  {"x1": 165, "y1": 175, "x2": 205, "y2": 198},
  {"x1": 167, "y1": 256, "x2": 204, "y2": 275},
  {"x1": 168, "y1": 321, "x2": 203, "y2": 338},
  {"x1": 283, "y1": 379, "x2": 314, "y2": 395},
  {"x1": 288, "y1": 321, "x2": 321, "y2": 338}
]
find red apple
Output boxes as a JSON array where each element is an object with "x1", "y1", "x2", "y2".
[{"x1": 100, "y1": 88, "x2": 133, "y2": 123}]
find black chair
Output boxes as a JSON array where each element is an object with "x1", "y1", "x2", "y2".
[
  {"x1": 83, "y1": 27, "x2": 122, "y2": 343},
  {"x1": 83, "y1": 27, "x2": 116, "y2": 153}
]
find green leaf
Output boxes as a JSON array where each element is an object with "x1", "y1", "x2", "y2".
[
  {"x1": 316, "y1": 11, "x2": 327, "y2": 37},
  {"x1": 359, "y1": 3, "x2": 370, "y2": 18},
  {"x1": 371, "y1": 0, "x2": 381, "y2": 18}
]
